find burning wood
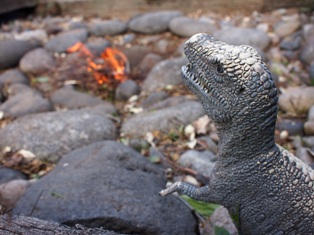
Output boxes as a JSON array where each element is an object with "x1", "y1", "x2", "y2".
[{"x1": 67, "y1": 42, "x2": 129, "y2": 85}]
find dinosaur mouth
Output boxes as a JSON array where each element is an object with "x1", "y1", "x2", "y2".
[{"x1": 181, "y1": 63, "x2": 210, "y2": 95}]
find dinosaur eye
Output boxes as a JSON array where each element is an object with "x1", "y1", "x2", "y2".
[
  {"x1": 216, "y1": 64, "x2": 224, "y2": 74},
  {"x1": 238, "y1": 87, "x2": 245, "y2": 93}
]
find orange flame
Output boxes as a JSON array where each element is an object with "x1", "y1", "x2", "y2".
[{"x1": 67, "y1": 42, "x2": 129, "y2": 85}]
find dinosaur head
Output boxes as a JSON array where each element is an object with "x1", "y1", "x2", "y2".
[{"x1": 182, "y1": 33, "x2": 278, "y2": 129}]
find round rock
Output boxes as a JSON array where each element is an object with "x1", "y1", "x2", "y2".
[
  {"x1": 123, "y1": 45, "x2": 149, "y2": 69},
  {"x1": 0, "y1": 39, "x2": 40, "y2": 70},
  {"x1": 300, "y1": 37, "x2": 314, "y2": 64},
  {"x1": 115, "y1": 80, "x2": 140, "y2": 101},
  {"x1": 86, "y1": 39, "x2": 111, "y2": 57},
  {"x1": 141, "y1": 91, "x2": 169, "y2": 109},
  {"x1": 13, "y1": 141, "x2": 198, "y2": 234},
  {"x1": 304, "y1": 121, "x2": 314, "y2": 135},
  {"x1": 274, "y1": 17, "x2": 301, "y2": 38},
  {"x1": 213, "y1": 27, "x2": 270, "y2": 50},
  {"x1": 19, "y1": 48, "x2": 56, "y2": 75},
  {"x1": 279, "y1": 87, "x2": 314, "y2": 115},
  {"x1": 0, "y1": 106, "x2": 117, "y2": 162},
  {"x1": 0, "y1": 179, "x2": 33, "y2": 210},
  {"x1": 50, "y1": 86, "x2": 115, "y2": 111},
  {"x1": 209, "y1": 206, "x2": 238, "y2": 235},
  {"x1": 308, "y1": 105, "x2": 314, "y2": 121},
  {"x1": 137, "y1": 53, "x2": 163, "y2": 77},
  {"x1": 89, "y1": 20, "x2": 127, "y2": 36},
  {"x1": 0, "y1": 83, "x2": 52, "y2": 118},
  {"x1": 121, "y1": 100, "x2": 205, "y2": 137},
  {"x1": 0, "y1": 69, "x2": 29, "y2": 85},
  {"x1": 128, "y1": 11, "x2": 182, "y2": 34},
  {"x1": 277, "y1": 119, "x2": 304, "y2": 136},
  {"x1": 178, "y1": 150, "x2": 216, "y2": 177},
  {"x1": 0, "y1": 167, "x2": 26, "y2": 184},
  {"x1": 146, "y1": 96, "x2": 191, "y2": 111},
  {"x1": 169, "y1": 16, "x2": 217, "y2": 37},
  {"x1": 143, "y1": 57, "x2": 188, "y2": 92},
  {"x1": 45, "y1": 28, "x2": 88, "y2": 53},
  {"x1": 279, "y1": 34, "x2": 301, "y2": 51}
]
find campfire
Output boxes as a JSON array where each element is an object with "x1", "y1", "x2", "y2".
[{"x1": 67, "y1": 42, "x2": 130, "y2": 86}]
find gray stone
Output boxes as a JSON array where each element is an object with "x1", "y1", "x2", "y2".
[
  {"x1": 277, "y1": 119, "x2": 304, "y2": 136},
  {"x1": 50, "y1": 86, "x2": 115, "y2": 111},
  {"x1": 143, "y1": 57, "x2": 188, "y2": 92},
  {"x1": 279, "y1": 33, "x2": 301, "y2": 51},
  {"x1": 68, "y1": 21, "x2": 87, "y2": 30},
  {"x1": 128, "y1": 138, "x2": 150, "y2": 152},
  {"x1": 303, "y1": 24, "x2": 314, "y2": 39},
  {"x1": 274, "y1": 19, "x2": 301, "y2": 38},
  {"x1": 121, "y1": 100, "x2": 205, "y2": 137},
  {"x1": 129, "y1": 11, "x2": 183, "y2": 34},
  {"x1": 0, "y1": 167, "x2": 26, "y2": 184},
  {"x1": 300, "y1": 37, "x2": 314, "y2": 64},
  {"x1": 0, "y1": 106, "x2": 117, "y2": 162},
  {"x1": 213, "y1": 27, "x2": 270, "y2": 50},
  {"x1": 308, "y1": 105, "x2": 314, "y2": 121},
  {"x1": 210, "y1": 206, "x2": 238, "y2": 235},
  {"x1": 0, "y1": 69, "x2": 29, "y2": 85},
  {"x1": 310, "y1": 62, "x2": 314, "y2": 84},
  {"x1": 86, "y1": 39, "x2": 111, "y2": 57},
  {"x1": 19, "y1": 48, "x2": 56, "y2": 75},
  {"x1": 147, "y1": 96, "x2": 192, "y2": 111},
  {"x1": 0, "y1": 179, "x2": 33, "y2": 210},
  {"x1": 45, "y1": 29, "x2": 88, "y2": 53},
  {"x1": 294, "y1": 137, "x2": 314, "y2": 166},
  {"x1": 169, "y1": 16, "x2": 217, "y2": 37},
  {"x1": 141, "y1": 91, "x2": 169, "y2": 109},
  {"x1": 302, "y1": 136, "x2": 314, "y2": 148},
  {"x1": 296, "y1": 146, "x2": 314, "y2": 166},
  {"x1": 89, "y1": 20, "x2": 127, "y2": 36},
  {"x1": 0, "y1": 39, "x2": 40, "y2": 70},
  {"x1": 178, "y1": 150, "x2": 216, "y2": 177},
  {"x1": 0, "y1": 83, "x2": 52, "y2": 118},
  {"x1": 278, "y1": 87, "x2": 314, "y2": 115},
  {"x1": 122, "y1": 33, "x2": 136, "y2": 44},
  {"x1": 115, "y1": 80, "x2": 140, "y2": 101},
  {"x1": 0, "y1": 85, "x2": 2, "y2": 103},
  {"x1": 304, "y1": 121, "x2": 314, "y2": 135},
  {"x1": 155, "y1": 39, "x2": 170, "y2": 54},
  {"x1": 123, "y1": 45, "x2": 149, "y2": 70},
  {"x1": 137, "y1": 53, "x2": 163, "y2": 78},
  {"x1": 14, "y1": 29, "x2": 48, "y2": 43},
  {"x1": 197, "y1": 136, "x2": 219, "y2": 154},
  {"x1": 13, "y1": 141, "x2": 198, "y2": 234}
]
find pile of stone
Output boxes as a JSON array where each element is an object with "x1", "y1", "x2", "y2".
[{"x1": 0, "y1": 8, "x2": 314, "y2": 235}]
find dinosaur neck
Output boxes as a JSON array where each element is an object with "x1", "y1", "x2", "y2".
[{"x1": 215, "y1": 110, "x2": 277, "y2": 160}]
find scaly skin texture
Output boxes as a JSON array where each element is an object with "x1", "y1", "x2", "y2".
[{"x1": 160, "y1": 33, "x2": 314, "y2": 235}]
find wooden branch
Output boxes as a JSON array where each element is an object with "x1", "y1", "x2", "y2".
[{"x1": 0, "y1": 214, "x2": 123, "y2": 235}]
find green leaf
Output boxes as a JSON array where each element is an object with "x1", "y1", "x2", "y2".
[
  {"x1": 168, "y1": 130, "x2": 180, "y2": 142},
  {"x1": 214, "y1": 226, "x2": 231, "y2": 235},
  {"x1": 51, "y1": 191, "x2": 65, "y2": 199},
  {"x1": 149, "y1": 155, "x2": 161, "y2": 164},
  {"x1": 181, "y1": 195, "x2": 220, "y2": 218},
  {"x1": 32, "y1": 76, "x2": 50, "y2": 83}
]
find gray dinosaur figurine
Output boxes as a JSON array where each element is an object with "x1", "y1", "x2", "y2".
[{"x1": 160, "y1": 33, "x2": 314, "y2": 235}]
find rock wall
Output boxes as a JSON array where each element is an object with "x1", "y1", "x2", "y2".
[{"x1": 39, "y1": 0, "x2": 314, "y2": 18}]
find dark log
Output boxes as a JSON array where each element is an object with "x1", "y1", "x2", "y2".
[
  {"x1": 0, "y1": 0, "x2": 38, "y2": 14},
  {"x1": 0, "y1": 214, "x2": 124, "y2": 235}
]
